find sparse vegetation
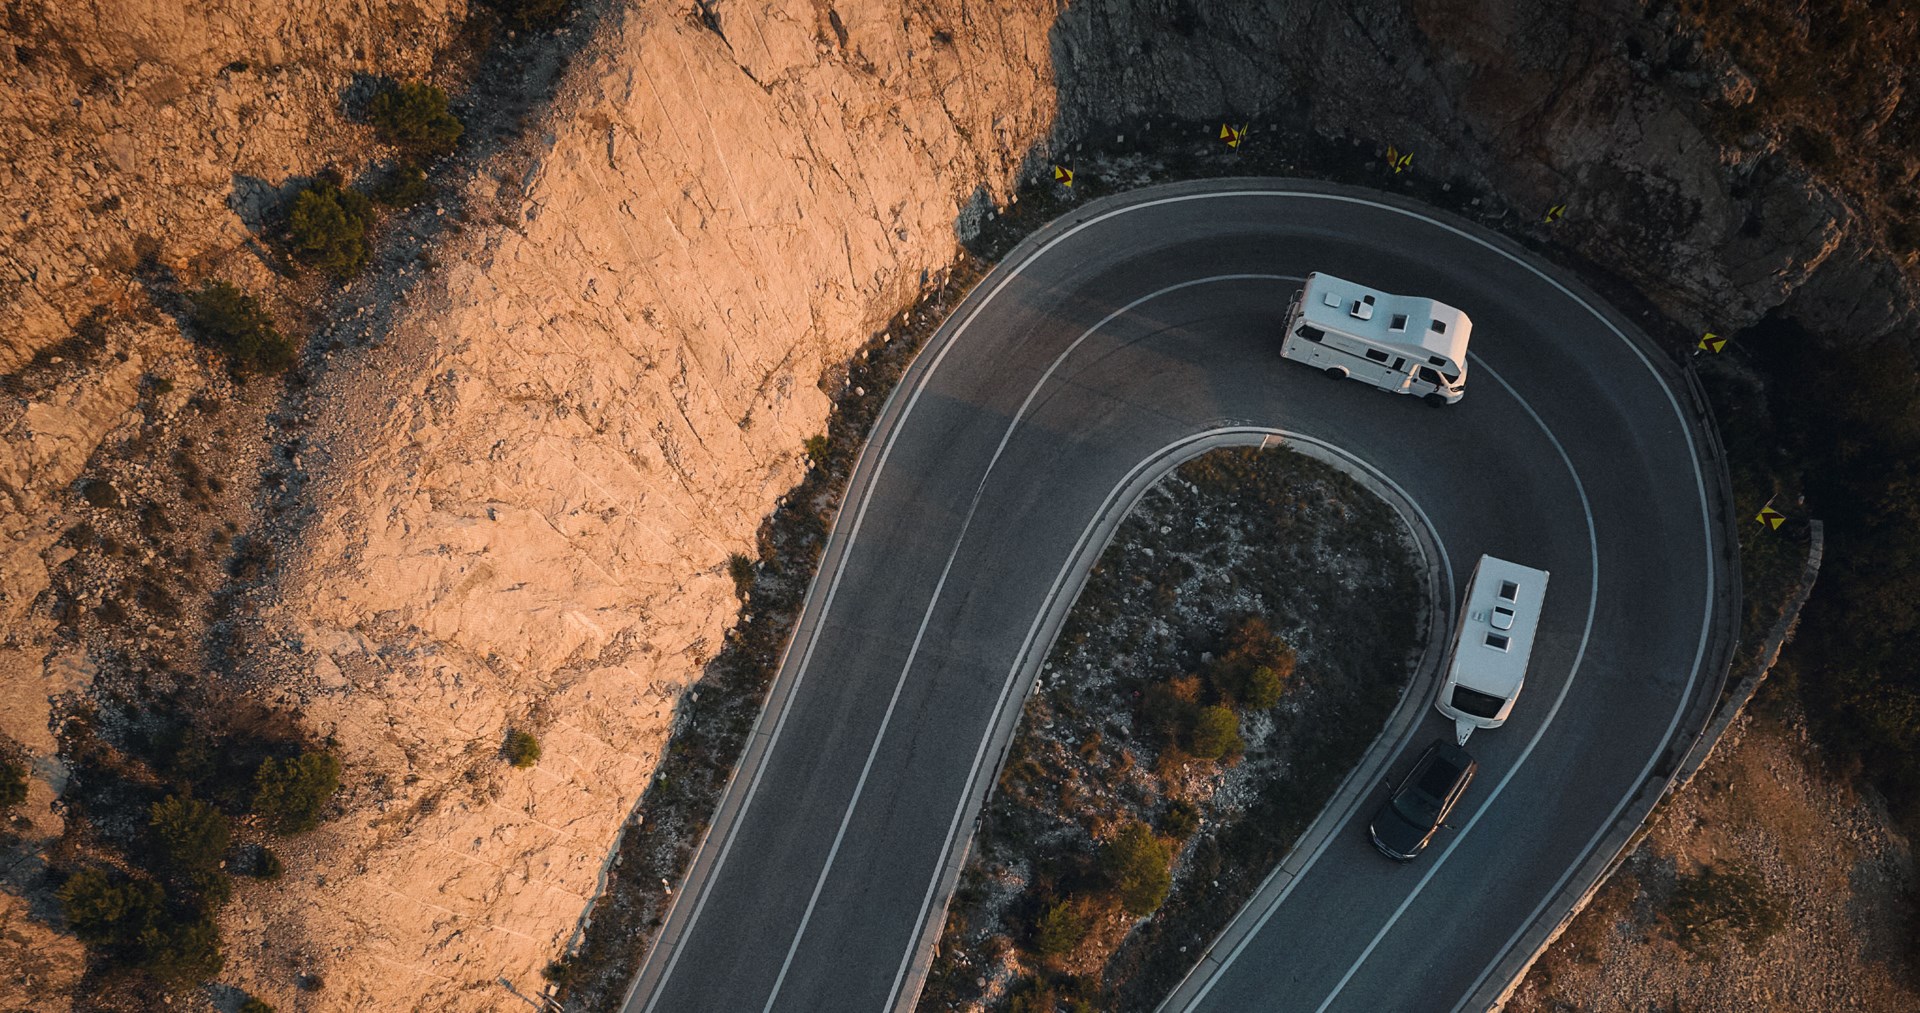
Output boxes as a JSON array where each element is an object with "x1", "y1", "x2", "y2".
[
  {"x1": 727, "y1": 552, "x2": 756, "y2": 598},
  {"x1": 189, "y1": 281, "x2": 296, "y2": 376},
  {"x1": 1664, "y1": 864, "x2": 1786, "y2": 954},
  {"x1": 367, "y1": 81, "x2": 464, "y2": 162},
  {"x1": 503, "y1": 728, "x2": 541, "y2": 768},
  {"x1": 1101, "y1": 821, "x2": 1174, "y2": 917},
  {"x1": 252, "y1": 749, "x2": 342, "y2": 834},
  {"x1": 1032, "y1": 898, "x2": 1090, "y2": 958},
  {"x1": 804, "y1": 434, "x2": 830, "y2": 468},
  {"x1": 371, "y1": 163, "x2": 431, "y2": 208},
  {"x1": 486, "y1": 0, "x2": 573, "y2": 32},
  {"x1": 288, "y1": 176, "x2": 374, "y2": 280},
  {"x1": 0, "y1": 753, "x2": 25, "y2": 812},
  {"x1": 149, "y1": 795, "x2": 230, "y2": 878}
]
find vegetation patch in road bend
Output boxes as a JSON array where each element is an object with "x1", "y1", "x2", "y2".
[{"x1": 917, "y1": 446, "x2": 1425, "y2": 1013}]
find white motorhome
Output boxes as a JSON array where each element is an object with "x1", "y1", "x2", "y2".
[
  {"x1": 1280, "y1": 273, "x2": 1471, "y2": 404},
  {"x1": 1435, "y1": 555, "x2": 1550, "y2": 744}
]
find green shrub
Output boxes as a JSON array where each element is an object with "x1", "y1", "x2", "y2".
[
  {"x1": 372, "y1": 164, "x2": 431, "y2": 208},
  {"x1": 149, "y1": 795, "x2": 230, "y2": 876},
  {"x1": 727, "y1": 552, "x2": 755, "y2": 598},
  {"x1": 368, "y1": 82, "x2": 463, "y2": 161},
  {"x1": 239, "y1": 997, "x2": 275, "y2": 1013},
  {"x1": 289, "y1": 179, "x2": 373, "y2": 280},
  {"x1": 136, "y1": 914, "x2": 224, "y2": 985},
  {"x1": 252, "y1": 750, "x2": 341, "y2": 834},
  {"x1": 189, "y1": 282, "x2": 296, "y2": 376},
  {"x1": 1032, "y1": 898, "x2": 1088, "y2": 958},
  {"x1": 1665, "y1": 864, "x2": 1785, "y2": 953},
  {"x1": 249, "y1": 846, "x2": 284, "y2": 880},
  {"x1": 804, "y1": 434, "x2": 831, "y2": 468},
  {"x1": 1188, "y1": 705, "x2": 1243, "y2": 761},
  {"x1": 503, "y1": 728, "x2": 541, "y2": 769},
  {"x1": 489, "y1": 0, "x2": 572, "y2": 32},
  {"x1": 1139, "y1": 674, "x2": 1201, "y2": 744},
  {"x1": 1162, "y1": 798, "x2": 1200, "y2": 839},
  {"x1": 57, "y1": 868, "x2": 162, "y2": 945},
  {"x1": 1100, "y1": 821, "x2": 1172, "y2": 917},
  {"x1": 1007, "y1": 979, "x2": 1058, "y2": 1013},
  {"x1": 1207, "y1": 616, "x2": 1296, "y2": 709},
  {"x1": 0, "y1": 754, "x2": 25, "y2": 812}
]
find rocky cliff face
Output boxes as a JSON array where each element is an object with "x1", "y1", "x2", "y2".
[{"x1": 4, "y1": 0, "x2": 1918, "y2": 1010}]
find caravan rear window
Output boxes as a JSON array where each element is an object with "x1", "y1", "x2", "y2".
[
  {"x1": 1297, "y1": 325, "x2": 1325, "y2": 342},
  {"x1": 1365, "y1": 349, "x2": 1390, "y2": 363}
]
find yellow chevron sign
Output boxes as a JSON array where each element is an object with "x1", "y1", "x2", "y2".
[
  {"x1": 1052, "y1": 164, "x2": 1074, "y2": 187},
  {"x1": 1387, "y1": 146, "x2": 1412, "y2": 173},
  {"x1": 1698, "y1": 332, "x2": 1726, "y2": 354},
  {"x1": 1755, "y1": 505, "x2": 1785, "y2": 530},
  {"x1": 1220, "y1": 123, "x2": 1247, "y2": 148},
  {"x1": 1544, "y1": 203, "x2": 1567, "y2": 223}
]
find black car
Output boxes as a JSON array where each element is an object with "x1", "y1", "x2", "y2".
[{"x1": 1369, "y1": 739, "x2": 1478, "y2": 861}]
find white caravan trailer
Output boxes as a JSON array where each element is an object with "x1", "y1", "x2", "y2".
[
  {"x1": 1280, "y1": 273, "x2": 1471, "y2": 404},
  {"x1": 1434, "y1": 555, "x2": 1550, "y2": 744}
]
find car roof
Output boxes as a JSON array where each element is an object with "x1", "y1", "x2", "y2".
[{"x1": 1410, "y1": 740, "x2": 1477, "y2": 798}]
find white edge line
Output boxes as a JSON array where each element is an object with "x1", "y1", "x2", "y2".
[{"x1": 1309, "y1": 357, "x2": 1601, "y2": 1013}]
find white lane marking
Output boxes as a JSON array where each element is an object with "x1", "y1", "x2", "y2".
[
  {"x1": 1308, "y1": 358, "x2": 1598, "y2": 1013},
  {"x1": 1169, "y1": 432, "x2": 1455, "y2": 1013},
  {"x1": 761, "y1": 273, "x2": 1284, "y2": 1011},
  {"x1": 638, "y1": 185, "x2": 1716, "y2": 1012}
]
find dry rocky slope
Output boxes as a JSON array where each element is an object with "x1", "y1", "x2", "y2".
[{"x1": 3, "y1": 0, "x2": 1918, "y2": 1010}]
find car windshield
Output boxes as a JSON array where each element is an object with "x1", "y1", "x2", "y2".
[
  {"x1": 1450, "y1": 685, "x2": 1507, "y2": 719},
  {"x1": 1391, "y1": 790, "x2": 1440, "y2": 827}
]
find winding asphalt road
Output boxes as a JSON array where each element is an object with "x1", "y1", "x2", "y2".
[{"x1": 620, "y1": 179, "x2": 1730, "y2": 1012}]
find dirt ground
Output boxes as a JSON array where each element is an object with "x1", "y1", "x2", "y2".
[{"x1": 1509, "y1": 696, "x2": 1919, "y2": 1013}]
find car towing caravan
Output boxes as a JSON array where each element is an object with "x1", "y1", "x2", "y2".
[
  {"x1": 1435, "y1": 555, "x2": 1550, "y2": 744},
  {"x1": 1280, "y1": 273, "x2": 1471, "y2": 404}
]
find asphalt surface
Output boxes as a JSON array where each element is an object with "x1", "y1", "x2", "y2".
[{"x1": 621, "y1": 180, "x2": 1726, "y2": 1013}]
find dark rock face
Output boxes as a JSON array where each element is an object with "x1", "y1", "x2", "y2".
[{"x1": 1047, "y1": 0, "x2": 1916, "y2": 341}]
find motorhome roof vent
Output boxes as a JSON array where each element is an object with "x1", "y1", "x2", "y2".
[
  {"x1": 1350, "y1": 294, "x2": 1376, "y2": 321},
  {"x1": 1322, "y1": 290, "x2": 1342, "y2": 308}
]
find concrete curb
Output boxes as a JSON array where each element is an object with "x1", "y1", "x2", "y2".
[
  {"x1": 890, "y1": 425, "x2": 1456, "y2": 1013},
  {"x1": 1151, "y1": 432, "x2": 1455, "y2": 1013}
]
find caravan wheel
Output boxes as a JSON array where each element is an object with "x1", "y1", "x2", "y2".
[
  {"x1": 1425, "y1": 393, "x2": 1448, "y2": 407},
  {"x1": 1324, "y1": 367, "x2": 1348, "y2": 380}
]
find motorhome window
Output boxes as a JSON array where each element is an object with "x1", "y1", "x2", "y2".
[
  {"x1": 1365, "y1": 349, "x2": 1390, "y2": 363},
  {"x1": 1498, "y1": 580, "x2": 1519, "y2": 601},
  {"x1": 1431, "y1": 319, "x2": 1447, "y2": 334},
  {"x1": 1485, "y1": 632, "x2": 1511, "y2": 650},
  {"x1": 1417, "y1": 366, "x2": 1444, "y2": 384},
  {"x1": 1450, "y1": 686, "x2": 1506, "y2": 718},
  {"x1": 1442, "y1": 370, "x2": 1461, "y2": 384},
  {"x1": 1297, "y1": 325, "x2": 1326, "y2": 342},
  {"x1": 1428, "y1": 356, "x2": 1446, "y2": 366},
  {"x1": 1390, "y1": 313, "x2": 1409, "y2": 330}
]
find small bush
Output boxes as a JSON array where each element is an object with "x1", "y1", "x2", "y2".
[
  {"x1": 1665, "y1": 864, "x2": 1786, "y2": 953},
  {"x1": 1208, "y1": 616, "x2": 1296, "y2": 709},
  {"x1": 1140, "y1": 674, "x2": 1201, "y2": 743},
  {"x1": 189, "y1": 282, "x2": 296, "y2": 376},
  {"x1": 488, "y1": 0, "x2": 572, "y2": 32},
  {"x1": 804, "y1": 434, "x2": 831, "y2": 468},
  {"x1": 1188, "y1": 705, "x2": 1244, "y2": 761},
  {"x1": 1032, "y1": 898, "x2": 1089, "y2": 958},
  {"x1": 245, "y1": 845, "x2": 284, "y2": 880},
  {"x1": 0, "y1": 754, "x2": 26, "y2": 812},
  {"x1": 149, "y1": 795, "x2": 231, "y2": 877},
  {"x1": 289, "y1": 179, "x2": 373, "y2": 280},
  {"x1": 1162, "y1": 798, "x2": 1200, "y2": 839},
  {"x1": 1100, "y1": 821, "x2": 1173, "y2": 917},
  {"x1": 239, "y1": 998, "x2": 275, "y2": 1013},
  {"x1": 372, "y1": 163, "x2": 431, "y2": 208},
  {"x1": 137, "y1": 914, "x2": 224, "y2": 985},
  {"x1": 1007, "y1": 978, "x2": 1058, "y2": 1013},
  {"x1": 252, "y1": 750, "x2": 341, "y2": 834},
  {"x1": 503, "y1": 728, "x2": 541, "y2": 769},
  {"x1": 727, "y1": 552, "x2": 755, "y2": 598},
  {"x1": 368, "y1": 82, "x2": 464, "y2": 161},
  {"x1": 57, "y1": 867, "x2": 162, "y2": 945}
]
